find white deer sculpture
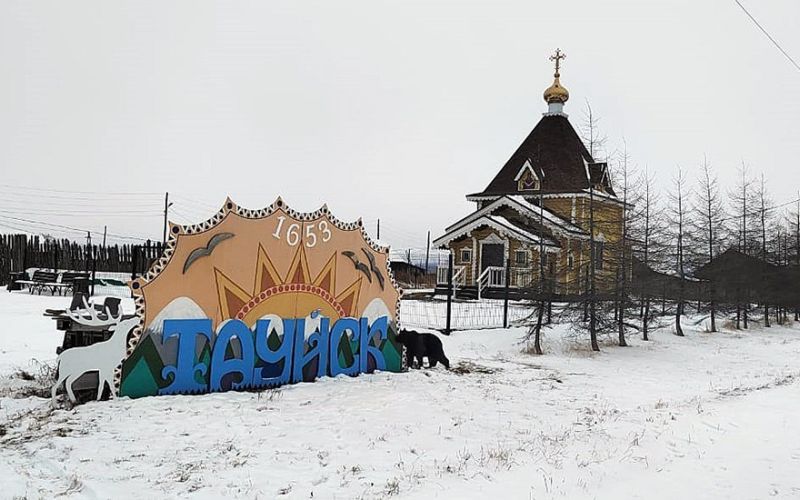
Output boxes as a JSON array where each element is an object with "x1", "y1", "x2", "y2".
[{"x1": 51, "y1": 300, "x2": 139, "y2": 404}]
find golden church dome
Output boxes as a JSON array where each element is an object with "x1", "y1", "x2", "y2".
[
  {"x1": 543, "y1": 76, "x2": 569, "y2": 104},
  {"x1": 543, "y1": 48, "x2": 569, "y2": 105}
]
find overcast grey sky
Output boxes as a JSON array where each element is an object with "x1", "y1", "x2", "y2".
[{"x1": 1, "y1": 0, "x2": 798, "y2": 248}]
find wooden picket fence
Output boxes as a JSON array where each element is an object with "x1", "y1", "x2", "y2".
[{"x1": 0, "y1": 234, "x2": 164, "y2": 286}]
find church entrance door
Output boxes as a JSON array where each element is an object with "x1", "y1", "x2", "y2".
[{"x1": 480, "y1": 243, "x2": 504, "y2": 272}]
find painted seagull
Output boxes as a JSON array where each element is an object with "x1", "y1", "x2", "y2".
[
  {"x1": 183, "y1": 232, "x2": 235, "y2": 274},
  {"x1": 341, "y1": 250, "x2": 372, "y2": 283},
  {"x1": 361, "y1": 247, "x2": 385, "y2": 290}
]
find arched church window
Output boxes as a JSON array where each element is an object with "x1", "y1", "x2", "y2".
[{"x1": 518, "y1": 169, "x2": 540, "y2": 191}]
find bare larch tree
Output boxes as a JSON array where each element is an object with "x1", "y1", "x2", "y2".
[
  {"x1": 581, "y1": 101, "x2": 606, "y2": 352},
  {"x1": 612, "y1": 140, "x2": 637, "y2": 347},
  {"x1": 631, "y1": 167, "x2": 661, "y2": 340},
  {"x1": 755, "y1": 173, "x2": 773, "y2": 327},
  {"x1": 667, "y1": 166, "x2": 689, "y2": 336},
  {"x1": 728, "y1": 162, "x2": 756, "y2": 328},
  {"x1": 690, "y1": 156, "x2": 724, "y2": 332}
]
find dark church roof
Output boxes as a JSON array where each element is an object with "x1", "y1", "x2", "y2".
[{"x1": 467, "y1": 114, "x2": 615, "y2": 198}]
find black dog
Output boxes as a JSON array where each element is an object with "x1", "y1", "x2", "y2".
[{"x1": 396, "y1": 329, "x2": 450, "y2": 370}]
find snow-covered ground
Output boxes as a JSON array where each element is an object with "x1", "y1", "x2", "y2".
[{"x1": 1, "y1": 290, "x2": 800, "y2": 499}]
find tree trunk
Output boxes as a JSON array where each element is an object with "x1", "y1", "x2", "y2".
[
  {"x1": 583, "y1": 268, "x2": 589, "y2": 323},
  {"x1": 675, "y1": 301, "x2": 684, "y2": 336},
  {"x1": 546, "y1": 300, "x2": 552, "y2": 325},
  {"x1": 590, "y1": 302, "x2": 599, "y2": 351},
  {"x1": 744, "y1": 302, "x2": 749, "y2": 329},
  {"x1": 710, "y1": 301, "x2": 717, "y2": 332},
  {"x1": 642, "y1": 297, "x2": 650, "y2": 341},
  {"x1": 589, "y1": 187, "x2": 599, "y2": 352},
  {"x1": 617, "y1": 270, "x2": 627, "y2": 347},
  {"x1": 533, "y1": 301, "x2": 544, "y2": 355}
]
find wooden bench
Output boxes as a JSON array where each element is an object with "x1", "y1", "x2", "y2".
[
  {"x1": 15, "y1": 270, "x2": 60, "y2": 295},
  {"x1": 6, "y1": 271, "x2": 25, "y2": 291},
  {"x1": 14, "y1": 270, "x2": 90, "y2": 295},
  {"x1": 60, "y1": 271, "x2": 91, "y2": 295}
]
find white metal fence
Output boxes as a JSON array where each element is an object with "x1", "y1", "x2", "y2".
[{"x1": 400, "y1": 298, "x2": 533, "y2": 331}]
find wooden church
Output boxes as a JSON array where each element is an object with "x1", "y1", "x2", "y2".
[{"x1": 433, "y1": 50, "x2": 626, "y2": 299}]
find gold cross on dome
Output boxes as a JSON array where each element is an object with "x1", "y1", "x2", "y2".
[{"x1": 550, "y1": 49, "x2": 566, "y2": 76}]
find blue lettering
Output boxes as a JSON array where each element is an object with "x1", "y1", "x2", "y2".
[
  {"x1": 361, "y1": 315, "x2": 388, "y2": 373},
  {"x1": 210, "y1": 320, "x2": 255, "y2": 391},
  {"x1": 160, "y1": 319, "x2": 213, "y2": 395},
  {"x1": 292, "y1": 314, "x2": 330, "y2": 382},
  {"x1": 155, "y1": 315, "x2": 395, "y2": 395},
  {"x1": 329, "y1": 317, "x2": 360, "y2": 377},
  {"x1": 253, "y1": 318, "x2": 295, "y2": 388}
]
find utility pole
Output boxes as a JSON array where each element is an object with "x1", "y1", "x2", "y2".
[
  {"x1": 102, "y1": 225, "x2": 107, "y2": 248},
  {"x1": 85, "y1": 231, "x2": 92, "y2": 276},
  {"x1": 525, "y1": 185, "x2": 545, "y2": 355},
  {"x1": 589, "y1": 184, "x2": 599, "y2": 351},
  {"x1": 162, "y1": 192, "x2": 173, "y2": 245},
  {"x1": 445, "y1": 253, "x2": 453, "y2": 335},
  {"x1": 502, "y1": 258, "x2": 511, "y2": 328},
  {"x1": 425, "y1": 230, "x2": 431, "y2": 274}
]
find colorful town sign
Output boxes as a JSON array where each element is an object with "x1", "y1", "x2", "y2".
[{"x1": 54, "y1": 198, "x2": 404, "y2": 402}]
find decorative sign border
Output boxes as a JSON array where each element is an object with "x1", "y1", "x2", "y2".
[{"x1": 113, "y1": 197, "x2": 403, "y2": 393}]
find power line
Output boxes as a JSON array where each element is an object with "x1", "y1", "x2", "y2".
[
  {"x1": 0, "y1": 183, "x2": 162, "y2": 196},
  {"x1": 0, "y1": 206, "x2": 161, "y2": 216},
  {"x1": 0, "y1": 220, "x2": 40, "y2": 235},
  {"x1": 170, "y1": 208, "x2": 201, "y2": 224},
  {"x1": 716, "y1": 196, "x2": 800, "y2": 225},
  {"x1": 0, "y1": 213, "x2": 150, "y2": 241},
  {"x1": 0, "y1": 214, "x2": 86, "y2": 234},
  {"x1": 0, "y1": 190, "x2": 161, "y2": 203},
  {"x1": 733, "y1": 0, "x2": 800, "y2": 73},
  {"x1": 170, "y1": 202, "x2": 219, "y2": 220},
  {"x1": 170, "y1": 194, "x2": 222, "y2": 212}
]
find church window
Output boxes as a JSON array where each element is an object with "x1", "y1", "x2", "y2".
[
  {"x1": 515, "y1": 249, "x2": 528, "y2": 266},
  {"x1": 593, "y1": 242, "x2": 604, "y2": 270},
  {"x1": 460, "y1": 248, "x2": 472, "y2": 263},
  {"x1": 567, "y1": 252, "x2": 574, "y2": 270},
  {"x1": 517, "y1": 169, "x2": 540, "y2": 191}
]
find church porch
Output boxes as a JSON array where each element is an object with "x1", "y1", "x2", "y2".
[{"x1": 433, "y1": 224, "x2": 562, "y2": 300}]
